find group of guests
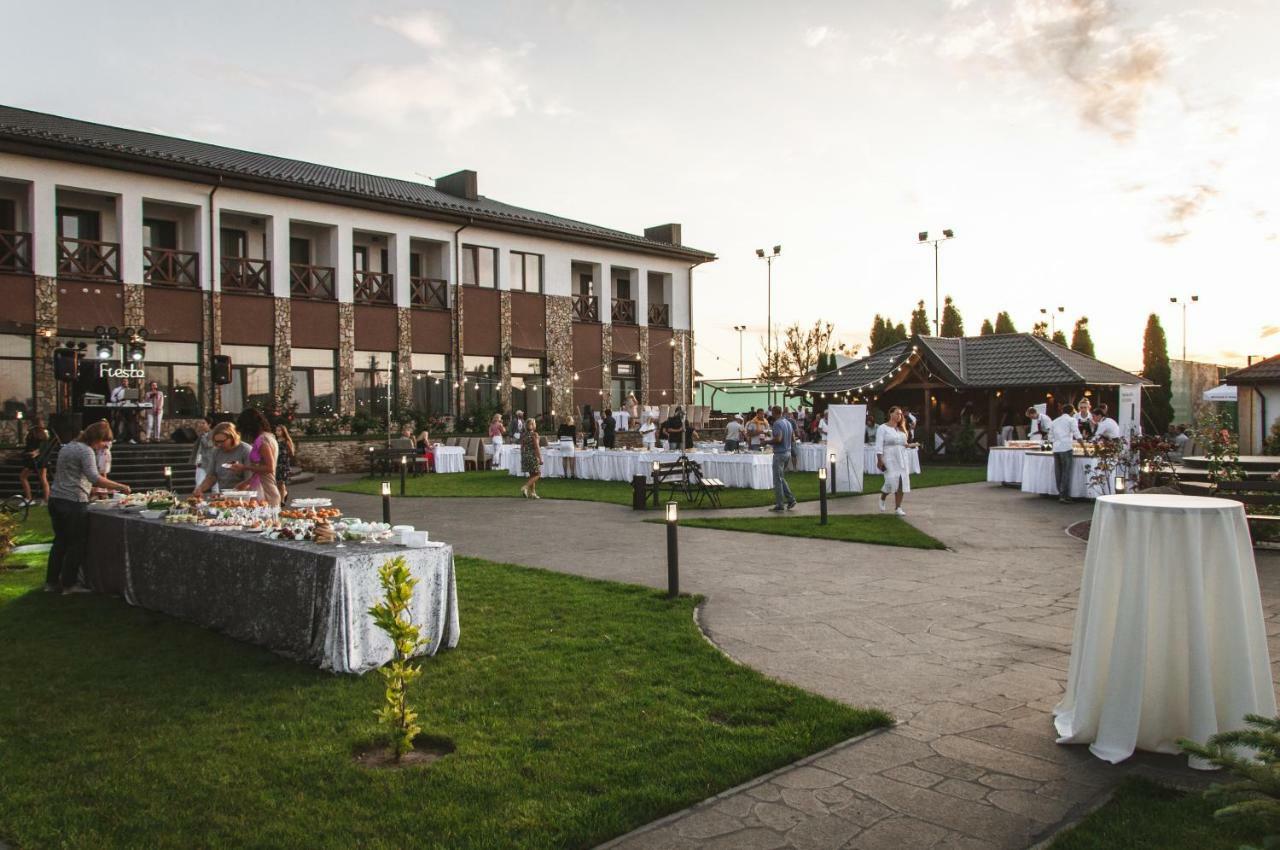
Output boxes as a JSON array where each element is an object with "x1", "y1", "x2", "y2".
[
  {"x1": 189, "y1": 409, "x2": 296, "y2": 507},
  {"x1": 1034, "y1": 400, "x2": 1123, "y2": 503},
  {"x1": 724, "y1": 407, "x2": 827, "y2": 452}
]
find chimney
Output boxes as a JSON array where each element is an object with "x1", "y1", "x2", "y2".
[
  {"x1": 435, "y1": 170, "x2": 478, "y2": 201},
  {"x1": 644, "y1": 223, "x2": 682, "y2": 246}
]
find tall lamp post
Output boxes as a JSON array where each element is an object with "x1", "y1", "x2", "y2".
[
  {"x1": 1039, "y1": 306, "x2": 1065, "y2": 339},
  {"x1": 733, "y1": 324, "x2": 747, "y2": 380},
  {"x1": 916, "y1": 229, "x2": 955, "y2": 335},
  {"x1": 755, "y1": 246, "x2": 781, "y2": 407},
  {"x1": 1169, "y1": 295, "x2": 1199, "y2": 363}
]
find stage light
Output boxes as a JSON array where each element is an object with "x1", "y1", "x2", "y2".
[
  {"x1": 918, "y1": 231, "x2": 928, "y2": 242},
  {"x1": 942, "y1": 229, "x2": 954, "y2": 238}
]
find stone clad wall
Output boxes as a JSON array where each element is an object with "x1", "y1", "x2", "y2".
[
  {"x1": 292, "y1": 439, "x2": 378, "y2": 475},
  {"x1": 545, "y1": 295, "x2": 573, "y2": 418},
  {"x1": 273, "y1": 297, "x2": 292, "y2": 403}
]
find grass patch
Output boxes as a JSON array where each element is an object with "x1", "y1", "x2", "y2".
[
  {"x1": 1047, "y1": 777, "x2": 1265, "y2": 850},
  {"x1": 0, "y1": 551, "x2": 888, "y2": 849},
  {"x1": 13, "y1": 504, "x2": 52, "y2": 546},
  {"x1": 326, "y1": 466, "x2": 986, "y2": 510},
  {"x1": 661, "y1": 514, "x2": 947, "y2": 549}
]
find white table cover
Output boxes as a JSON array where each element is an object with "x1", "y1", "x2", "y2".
[
  {"x1": 863, "y1": 444, "x2": 921, "y2": 475},
  {"x1": 499, "y1": 446, "x2": 778, "y2": 489},
  {"x1": 1020, "y1": 452, "x2": 1111, "y2": 498},
  {"x1": 432, "y1": 445, "x2": 466, "y2": 474},
  {"x1": 796, "y1": 443, "x2": 827, "y2": 472},
  {"x1": 1055, "y1": 495, "x2": 1275, "y2": 763},
  {"x1": 987, "y1": 447, "x2": 1027, "y2": 484}
]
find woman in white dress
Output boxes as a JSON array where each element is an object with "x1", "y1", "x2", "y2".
[{"x1": 875, "y1": 406, "x2": 915, "y2": 516}]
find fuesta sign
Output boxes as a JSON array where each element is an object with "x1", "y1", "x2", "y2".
[{"x1": 99, "y1": 363, "x2": 146, "y2": 379}]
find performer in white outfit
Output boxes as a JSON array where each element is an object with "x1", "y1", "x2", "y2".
[{"x1": 875, "y1": 406, "x2": 915, "y2": 516}]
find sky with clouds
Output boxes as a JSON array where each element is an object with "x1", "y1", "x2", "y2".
[{"x1": 6, "y1": 0, "x2": 1278, "y2": 374}]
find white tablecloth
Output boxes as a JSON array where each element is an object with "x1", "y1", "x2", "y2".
[
  {"x1": 1020, "y1": 452, "x2": 1112, "y2": 499},
  {"x1": 987, "y1": 447, "x2": 1028, "y2": 484},
  {"x1": 499, "y1": 446, "x2": 777, "y2": 489},
  {"x1": 1054, "y1": 495, "x2": 1275, "y2": 763},
  {"x1": 432, "y1": 445, "x2": 466, "y2": 474}
]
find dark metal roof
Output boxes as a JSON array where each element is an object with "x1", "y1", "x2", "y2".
[
  {"x1": 795, "y1": 333, "x2": 1150, "y2": 393},
  {"x1": 1226, "y1": 354, "x2": 1280, "y2": 385},
  {"x1": 0, "y1": 104, "x2": 715, "y2": 262}
]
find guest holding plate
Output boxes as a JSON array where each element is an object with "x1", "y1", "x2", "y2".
[{"x1": 192, "y1": 422, "x2": 252, "y2": 498}]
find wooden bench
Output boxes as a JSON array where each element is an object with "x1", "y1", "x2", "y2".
[
  {"x1": 649, "y1": 458, "x2": 723, "y2": 507},
  {"x1": 1214, "y1": 480, "x2": 1280, "y2": 538}
]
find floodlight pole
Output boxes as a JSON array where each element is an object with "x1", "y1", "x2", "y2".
[
  {"x1": 756, "y1": 247, "x2": 781, "y2": 407},
  {"x1": 916, "y1": 231, "x2": 955, "y2": 335}
]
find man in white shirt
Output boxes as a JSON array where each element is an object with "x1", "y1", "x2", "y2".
[
  {"x1": 1091, "y1": 409, "x2": 1121, "y2": 442},
  {"x1": 1026, "y1": 406, "x2": 1053, "y2": 442},
  {"x1": 724, "y1": 414, "x2": 744, "y2": 451},
  {"x1": 1050, "y1": 404, "x2": 1083, "y2": 503}
]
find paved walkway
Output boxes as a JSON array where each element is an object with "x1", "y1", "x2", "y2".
[{"x1": 294, "y1": 476, "x2": 1280, "y2": 849}]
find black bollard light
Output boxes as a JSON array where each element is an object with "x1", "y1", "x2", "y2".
[
  {"x1": 381, "y1": 481, "x2": 392, "y2": 524},
  {"x1": 665, "y1": 501, "x2": 679, "y2": 598},
  {"x1": 828, "y1": 452, "x2": 837, "y2": 495},
  {"x1": 818, "y1": 466, "x2": 829, "y2": 525},
  {"x1": 399, "y1": 454, "x2": 408, "y2": 496},
  {"x1": 163, "y1": 464, "x2": 173, "y2": 493},
  {"x1": 652, "y1": 460, "x2": 661, "y2": 508}
]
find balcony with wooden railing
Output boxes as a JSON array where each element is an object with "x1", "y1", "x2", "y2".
[
  {"x1": 290, "y1": 264, "x2": 335, "y2": 300},
  {"x1": 58, "y1": 237, "x2": 121, "y2": 281},
  {"x1": 611, "y1": 298, "x2": 637, "y2": 325},
  {"x1": 0, "y1": 230, "x2": 32, "y2": 274},
  {"x1": 572, "y1": 294, "x2": 599, "y2": 322},
  {"x1": 647, "y1": 303, "x2": 671, "y2": 328},
  {"x1": 144, "y1": 247, "x2": 199, "y2": 287},
  {"x1": 410, "y1": 277, "x2": 448, "y2": 310},
  {"x1": 354, "y1": 270, "x2": 394, "y2": 304},
  {"x1": 220, "y1": 256, "x2": 271, "y2": 294}
]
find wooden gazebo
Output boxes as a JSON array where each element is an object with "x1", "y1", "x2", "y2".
[{"x1": 792, "y1": 333, "x2": 1152, "y2": 456}]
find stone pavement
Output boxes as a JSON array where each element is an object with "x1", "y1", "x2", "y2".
[{"x1": 294, "y1": 476, "x2": 1280, "y2": 849}]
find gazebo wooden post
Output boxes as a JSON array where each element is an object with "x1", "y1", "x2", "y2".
[
  {"x1": 922, "y1": 387, "x2": 932, "y2": 455},
  {"x1": 986, "y1": 390, "x2": 999, "y2": 451}
]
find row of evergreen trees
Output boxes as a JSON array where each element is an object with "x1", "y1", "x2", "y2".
[{"x1": 865, "y1": 298, "x2": 1096, "y2": 356}]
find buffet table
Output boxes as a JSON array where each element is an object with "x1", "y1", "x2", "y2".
[
  {"x1": 1020, "y1": 451, "x2": 1113, "y2": 499},
  {"x1": 1054, "y1": 495, "x2": 1275, "y2": 763},
  {"x1": 987, "y1": 447, "x2": 1028, "y2": 484},
  {"x1": 81, "y1": 511, "x2": 460, "y2": 675}
]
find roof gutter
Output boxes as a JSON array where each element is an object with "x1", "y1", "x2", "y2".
[{"x1": 206, "y1": 176, "x2": 222, "y2": 414}]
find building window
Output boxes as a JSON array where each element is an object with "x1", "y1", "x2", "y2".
[
  {"x1": 291, "y1": 348, "x2": 337, "y2": 417},
  {"x1": 461, "y1": 244, "x2": 496, "y2": 288},
  {"x1": 508, "y1": 251, "x2": 543, "y2": 293},
  {"x1": 355, "y1": 350, "x2": 396, "y2": 413},
  {"x1": 290, "y1": 237, "x2": 311, "y2": 265},
  {"x1": 220, "y1": 344, "x2": 272, "y2": 414},
  {"x1": 611, "y1": 360, "x2": 640, "y2": 411},
  {"x1": 220, "y1": 228, "x2": 247, "y2": 258},
  {"x1": 0, "y1": 333, "x2": 33, "y2": 419},
  {"x1": 410, "y1": 353, "x2": 450, "y2": 416},
  {"x1": 463, "y1": 354, "x2": 499, "y2": 409},
  {"x1": 140, "y1": 341, "x2": 200, "y2": 418},
  {"x1": 143, "y1": 218, "x2": 177, "y2": 250},
  {"x1": 58, "y1": 208, "x2": 101, "y2": 241},
  {"x1": 510, "y1": 357, "x2": 545, "y2": 419}
]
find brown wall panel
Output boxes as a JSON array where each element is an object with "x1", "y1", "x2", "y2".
[
  {"x1": 649, "y1": 327, "x2": 674, "y2": 397},
  {"x1": 612, "y1": 324, "x2": 640, "y2": 357},
  {"x1": 572, "y1": 322, "x2": 601, "y2": 372},
  {"x1": 462, "y1": 287, "x2": 500, "y2": 355},
  {"x1": 291, "y1": 300, "x2": 340, "y2": 349},
  {"x1": 145, "y1": 287, "x2": 203, "y2": 341},
  {"x1": 0, "y1": 274, "x2": 35, "y2": 330},
  {"x1": 354, "y1": 305, "x2": 397, "y2": 351},
  {"x1": 220, "y1": 293, "x2": 274, "y2": 345},
  {"x1": 57, "y1": 280, "x2": 123, "y2": 333},
  {"x1": 410, "y1": 309, "x2": 452, "y2": 353},
  {"x1": 510, "y1": 291, "x2": 546, "y2": 354}
]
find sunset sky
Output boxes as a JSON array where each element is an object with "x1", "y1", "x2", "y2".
[{"x1": 7, "y1": 0, "x2": 1278, "y2": 376}]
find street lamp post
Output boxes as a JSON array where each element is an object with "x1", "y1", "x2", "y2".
[
  {"x1": 733, "y1": 324, "x2": 747, "y2": 380},
  {"x1": 755, "y1": 246, "x2": 781, "y2": 407},
  {"x1": 1039, "y1": 306, "x2": 1065, "y2": 339},
  {"x1": 1169, "y1": 295, "x2": 1199, "y2": 363},
  {"x1": 917, "y1": 230, "x2": 955, "y2": 335}
]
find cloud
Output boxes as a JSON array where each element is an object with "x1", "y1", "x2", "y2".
[
  {"x1": 804, "y1": 25, "x2": 845, "y2": 48},
  {"x1": 373, "y1": 12, "x2": 447, "y2": 48},
  {"x1": 949, "y1": 0, "x2": 975, "y2": 8},
  {"x1": 1155, "y1": 183, "x2": 1217, "y2": 244},
  {"x1": 1261, "y1": 326, "x2": 1280, "y2": 339}
]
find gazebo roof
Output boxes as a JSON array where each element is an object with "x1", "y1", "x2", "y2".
[
  {"x1": 794, "y1": 333, "x2": 1150, "y2": 395},
  {"x1": 1225, "y1": 353, "x2": 1280, "y2": 386}
]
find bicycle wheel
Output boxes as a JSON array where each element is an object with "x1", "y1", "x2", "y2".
[{"x1": 1, "y1": 495, "x2": 29, "y2": 523}]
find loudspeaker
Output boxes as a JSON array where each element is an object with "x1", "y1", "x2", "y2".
[
  {"x1": 54, "y1": 348, "x2": 80, "y2": 382},
  {"x1": 49, "y1": 412, "x2": 83, "y2": 443},
  {"x1": 212, "y1": 354, "x2": 233, "y2": 385}
]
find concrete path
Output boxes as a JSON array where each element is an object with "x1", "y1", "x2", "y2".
[{"x1": 293, "y1": 476, "x2": 1280, "y2": 849}]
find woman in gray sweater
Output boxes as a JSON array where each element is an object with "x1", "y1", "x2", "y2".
[{"x1": 46, "y1": 420, "x2": 131, "y2": 595}]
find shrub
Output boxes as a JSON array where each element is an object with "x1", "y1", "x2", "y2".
[
  {"x1": 1180, "y1": 714, "x2": 1280, "y2": 849},
  {"x1": 1195, "y1": 406, "x2": 1244, "y2": 483},
  {"x1": 1266, "y1": 420, "x2": 1280, "y2": 457},
  {"x1": 0, "y1": 512, "x2": 18, "y2": 567},
  {"x1": 948, "y1": 423, "x2": 981, "y2": 462},
  {"x1": 367, "y1": 557, "x2": 429, "y2": 762}
]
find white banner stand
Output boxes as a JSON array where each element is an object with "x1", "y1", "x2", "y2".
[
  {"x1": 1118, "y1": 384, "x2": 1142, "y2": 439},
  {"x1": 826, "y1": 404, "x2": 866, "y2": 493}
]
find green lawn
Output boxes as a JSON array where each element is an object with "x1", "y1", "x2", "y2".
[
  {"x1": 12, "y1": 504, "x2": 51, "y2": 546},
  {"x1": 0, "y1": 518, "x2": 888, "y2": 849},
  {"x1": 1048, "y1": 777, "x2": 1265, "y2": 850},
  {"x1": 664, "y1": 514, "x2": 947, "y2": 549},
  {"x1": 326, "y1": 466, "x2": 987, "y2": 510}
]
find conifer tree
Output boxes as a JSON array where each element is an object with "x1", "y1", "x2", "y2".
[
  {"x1": 994, "y1": 311, "x2": 1017, "y2": 334},
  {"x1": 940, "y1": 296, "x2": 964, "y2": 337},
  {"x1": 1142, "y1": 314, "x2": 1174, "y2": 434},
  {"x1": 1070, "y1": 317, "x2": 1096, "y2": 357},
  {"x1": 1052, "y1": 329, "x2": 1067, "y2": 346},
  {"x1": 980, "y1": 318, "x2": 995, "y2": 336},
  {"x1": 910, "y1": 300, "x2": 931, "y2": 336}
]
